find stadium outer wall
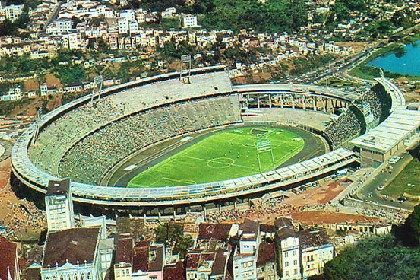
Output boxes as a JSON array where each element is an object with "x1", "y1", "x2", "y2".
[{"x1": 11, "y1": 66, "x2": 359, "y2": 217}]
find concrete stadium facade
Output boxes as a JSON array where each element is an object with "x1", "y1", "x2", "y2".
[{"x1": 11, "y1": 66, "x2": 361, "y2": 216}]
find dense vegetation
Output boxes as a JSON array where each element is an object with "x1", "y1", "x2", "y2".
[
  {"x1": 132, "y1": 0, "x2": 307, "y2": 33},
  {"x1": 323, "y1": 205, "x2": 420, "y2": 279}
]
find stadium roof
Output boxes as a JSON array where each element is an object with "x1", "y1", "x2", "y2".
[
  {"x1": 350, "y1": 108, "x2": 420, "y2": 153},
  {"x1": 233, "y1": 83, "x2": 360, "y2": 101}
]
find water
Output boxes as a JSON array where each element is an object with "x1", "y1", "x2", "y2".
[{"x1": 368, "y1": 40, "x2": 420, "y2": 76}]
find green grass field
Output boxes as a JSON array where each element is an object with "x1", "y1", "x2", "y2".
[
  {"x1": 128, "y1": 127, "x2": 304, "y2": 188},
  {"x1": 383, "y1": 158, "x2": 420, "y2": 198}
]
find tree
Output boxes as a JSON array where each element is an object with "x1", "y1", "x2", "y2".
[
  {"x1": 155, "y1": 221, "x2": 194, "y2": 259},
  {"x1": 323, "y1": 236, "x2": 420, "y2": 279},
  {"x1": 392, "y1": 204, "x2": 420, "y2": 247}
]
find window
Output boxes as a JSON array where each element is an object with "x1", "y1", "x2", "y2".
[
  {"x1": 285, "y1": 262, "x2": 289, "y2": 267},
  {"x1": 285, "y1": 271, "x2": 289, "y2": 277},
  {"x1": 294, "y1": 268, "x2": 298, "y2": 275},
  {"x1": 293, "y1": 250, "x2": 296, "y2": 256},
  {"x1": 293, "y1": 260, "x2": 297, "y2": 266},
  {"x1": 285, "y1": 251, "x2": 288, "y2": 258}
]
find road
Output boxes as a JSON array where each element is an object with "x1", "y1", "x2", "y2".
[{"x1": 355, "y1": 152, "x2": 416, "y2": 210}]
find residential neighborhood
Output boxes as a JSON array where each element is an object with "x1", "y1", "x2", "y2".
[{"x1": 0, "y1": 0, "x2": 418, "y2": 101}]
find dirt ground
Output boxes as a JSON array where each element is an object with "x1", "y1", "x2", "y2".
[
  {"x1": 284, "y1": 179, "x2": 349, "y2": 206},
  {"x1": 0, "y1": 158, "x2": 45, "y2": 241},
  {"x1": 291, "y1": 211, "x2": 379, "y2": 225},
  {"x1": 241, "y1": 178, "x2": 371, "y2": 225},
  {"x1": 0, "y1": 159, "x2": 20, "y2": 222},
  {"x1": 333, "y1": 42, "x2": 373, "y2": 53}
]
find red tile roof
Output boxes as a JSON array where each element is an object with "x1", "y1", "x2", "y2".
[
  {"x1": 43, "y1": 228, "x2": 100, "y2": 268},
  {"x1": 257, "y1": 243, "x2": 276, "y2": 266},
  {"x1": 0, "y1": 237, "x2": 17, "y2": 280},
  {"x1": 163, "y1": 261, "x2": 185, "y2": 280},
  {"x1": 198, "y1": 224, "x2": 232, "y2": 241},
  {"x1": 133, "y1": 241, "x2": 149, "y2": 273},
  {"x1": 115, "y1": 237, "x2": 133, "y2": 264}
]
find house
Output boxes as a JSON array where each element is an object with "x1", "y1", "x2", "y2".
[
  {"x1": 275, "y1": 227, "x2": 301, "y2": 280},
  {"x1": 40, "y1": 227, "x2": 102, "y2": 280},
  {"x1": 2, "y1": 4, "x2": 24, "y2": 22},
  {"x1": 196, "y1": 223, "x2": 236, "y2": 250},
  {"x1": 163, "y1": 261, "x2": 185, "y2": 280},
  {"x1": 114, "y1": 237, "x2": 134, "y2": 280},
  {"x1": 0, "y1": 237, "x2": 20, "y2": 280},
  {"x1": 47, "y1": 19, "x2": 72, "y2": 36},
  {"x1": 40, "y1": 84, "x2": 57, "y2": 96},
  {"x1": 181, "y1": 15, "x2": 198, "y2": 28},
  {"x1": 133, "y1": 241, "x2": 165, "y2": 280},
  {"x1": 299, "y1": 229, "x2": 334, "y2": 278},
  {"x1": 114, "y1": 238, "x2": 165, "y2": 280},
  {"x1": 232, "y1": 219, "x2": 260, "y2": 280}
]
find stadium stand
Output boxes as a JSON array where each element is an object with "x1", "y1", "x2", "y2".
[
  {"x1": 323, "y1": 107, "x2": 364, "y2": 149},
  {"x1": 28, "y1": 69, "x2": 232, "y2": 175}
]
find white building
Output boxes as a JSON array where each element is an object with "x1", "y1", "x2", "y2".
[
  {"x1": 181, "y1": 14, "x2": 199, "y2": 28},
  {"x1": 276, "y1": 228, "x2": 301, "y2": 280},
  {"x1": 1, "y1": 88, "x2": 22, "y2": 101},
  {"x1": 232, "y1": 219, "x2": 260, "y2": 280},
  {"x1": 45, "y1": 179, "x2": 75, "y2": 232},
  {"x1": 299, "y1": 230, "x2": 334, "y2": 278},
  {"x1": 62, "y1": 33, "x2": 80, "y2": 49},
  {"x1": 47, "y1": 19, "x2": 72, "y2": 36},
  {"x1": 120, "y1": 9, "x2": 136, "y2": 21},
  {"x1": 3, "y1": 4, "x2": 24, "y2": 22},
  {"x1": 118, "y1": 18, "x2": 138, "y2": 34}
]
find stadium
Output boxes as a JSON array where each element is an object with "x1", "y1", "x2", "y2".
[{"x1": 11, "y1": 66, "x2": 419, "y2": 216}]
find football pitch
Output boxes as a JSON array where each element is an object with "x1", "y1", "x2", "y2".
[{"x1": 128, "y1": 127, "x2": 304, "y2": 188}]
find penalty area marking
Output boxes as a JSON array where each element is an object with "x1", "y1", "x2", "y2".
[{"x1": 207, "y1": 157, "x2": 235, "y2": 168}]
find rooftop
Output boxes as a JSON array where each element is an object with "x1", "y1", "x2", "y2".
[
  {"x1": 274, "y1": 217, "x2": 294, "y2": 229},
  {"x1": 115, "y1": 237, "x2": 133, "y2": 264},
  {"x1": 46, "y1": 178, "x2": 70, "y2": 196},
  {"x1": 198, "y1": 224, "x2": 233, "y2": 241},
  {"x1": 210, "y1": 249, "x2": 228, "y2": 276},
  {"x1": 163, "y1": 261, "x2": 186, "y2": 280},
  {"x1": 350, "y1": 108, "x2": 420, "y2": 153},
  {"x1": 133, "y1": 241, "x2": 149, "y2": 273},
  {"x1": 257, "y1": 243, "x2": 276, "y2": 266},
  {"x1": 276, "y1": 227, "x2": 298, "y2": 241},
  {"x1": 0, "y1": 237, "x2": 17, "y2": 280},
  {"x1": 298, "y1": 229, "x2": 331, "y2": 249},
  {"x1": 240, "y1": 219, "x2": 259, "y2": 241},
  {"x1": 43, "y1": 227, "x2": 100, "y2": 268}
]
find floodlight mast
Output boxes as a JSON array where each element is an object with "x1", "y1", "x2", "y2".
[
  {"x1": 180, "y1": 54, "x2": 192, "y2": 84},
  {"x1": 32, "y1": 108, "x2": 43, "y2": 144},
  {"x1": 90, "y1": 75, "x2": 103, "y2": 104}
]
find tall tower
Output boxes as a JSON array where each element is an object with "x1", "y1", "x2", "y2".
[{"x1": 45, "y1": 178, "x2": 75, "y2": 232}]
